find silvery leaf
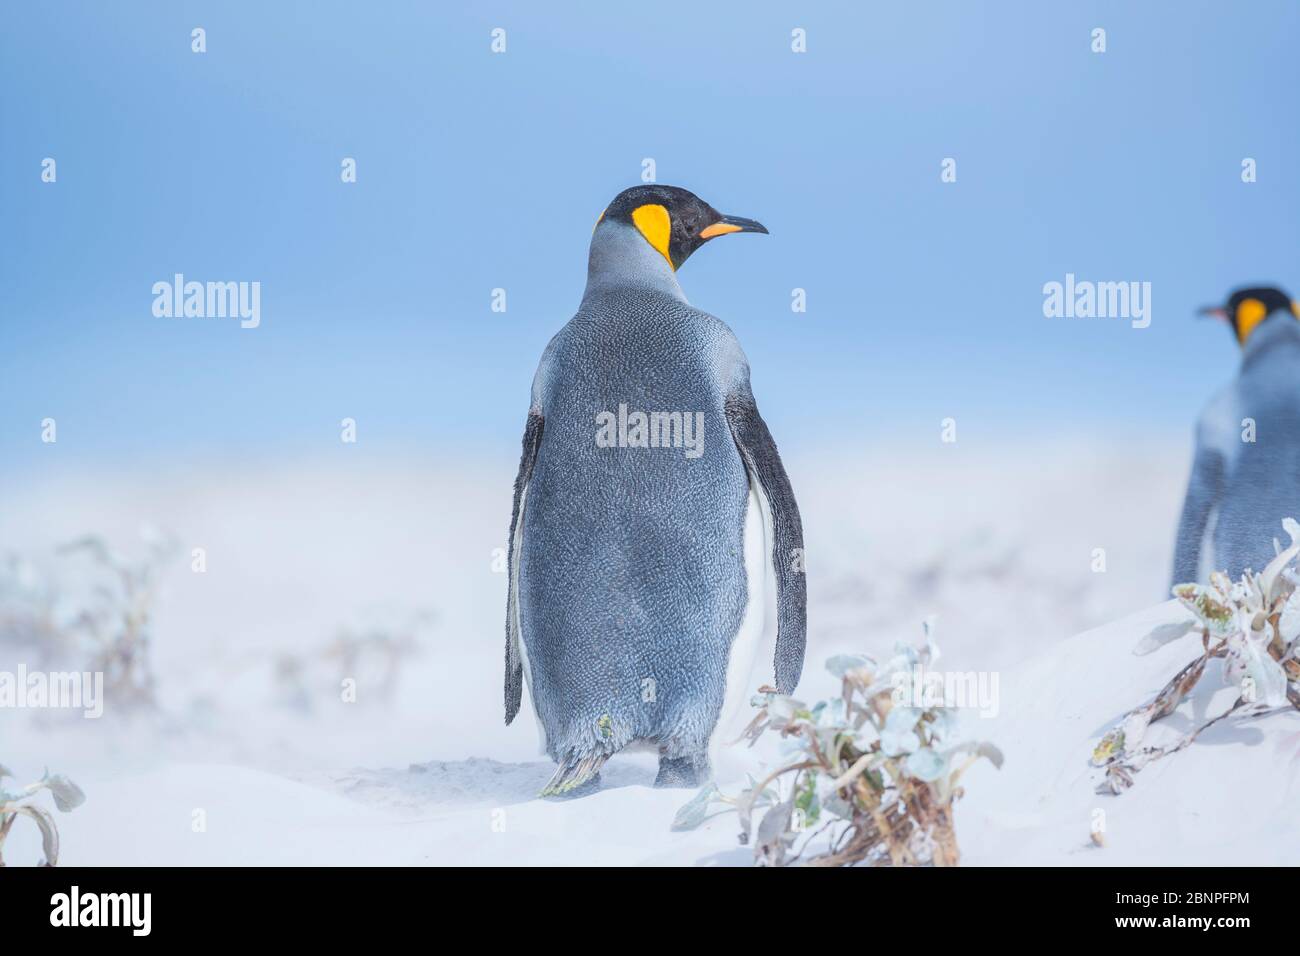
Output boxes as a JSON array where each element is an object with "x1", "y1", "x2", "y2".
[
  {"x1": 850, "y1": 723, "x2": 879, "y2": 750},
  {"x1": 905, "y1": 747, "x2": 947, "y2": 782},
  {"x1": 1122, "y1": 711, "x2": 1151, "y2": 749},
  {"x1": 1278, "y1": 591, "x2": 1300, "y2": 644},
  {"x1": 884, "y1": 706, "x2": 922, "y2": 733},
  {"x1": 764, "y1": 695, "x2": 801, "y2": 726},
  {"x1": 825, "y1": 654, "x2": 874, "y2": 678},
  {"x1": 926, "y1": 708, "x2": 959, "y2": 742},
  {"x1": 1133, "y1": 618, "x2": 1196, "y2": 656},
  {"x1": 670, "y1": 784, "x2": 720, "y2": 832},
  {"x1": 920, "y1": 615, "x2": 941, "y2": 664},
  {"x1": 880, "y1": 727, "x2": 920, "y2": 757},
  {"x1": 822, "y1": 793, "x2": 854, "y2": 819},
  {"x1": 945, "y1": 740, "x2": 1005, "y2": 770},
  {"x1": 16, "y1": 805, "x2": 59, "y2": 866},
  {"x1": 815, "y1": 697, "x2": 847, "y2": 728},
  {"x1": 753, "y1": 799, "x2": 794, "y2": 866},
  {"x1": 890, "y1": 641, "x2": 920, "y2": 670},
  {"x1": 778, "y1": 736, "x2": 809, "y2": 763},
  {"x1": 1260, "y1": 518, "x2": 1300, "y2": 603},
  {"x1": 39, "y1": 772, "x2": 86, "y2": 813},
  {"x1": 1226, "y1": 640, "x2": 1290, "y2": 708}
]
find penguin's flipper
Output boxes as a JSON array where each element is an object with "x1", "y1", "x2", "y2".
[
  {"x1": 1171, "y1": 443, "x2": 1225, "y2": 588},
  {"x1": 725, "y1": 390, "x2": 807, "y2": 695},
  {"x1": 505, "y1": 409, "x2": 544, "y2": 724}
]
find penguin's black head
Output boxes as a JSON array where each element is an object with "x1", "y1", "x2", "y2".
[
  {"x1": 1199, "y1": 285, "x2": 1298, "y2": 345},
  {"x1": 595, "y1": 184, "x2": 768, "y2": 271}
]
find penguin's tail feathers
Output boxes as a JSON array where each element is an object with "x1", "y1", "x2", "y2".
[{"x1": 538, "y1": 752, "x2": 609, "y2": 798}]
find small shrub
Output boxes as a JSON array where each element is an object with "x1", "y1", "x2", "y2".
[
  {"x1": 56, "y1": 529, "x2": 177, "y2": 711},
  {"x1": 274, "y1": 610, "x2": 435, "y2": 711},
  {"x1": 1092, "y1": 518, "x2": 1300, "y2": 794},
  {"x1": 0, "y1": 766, "x2": 85, "y2": 867},
  {"x1": 674, "y1": 620, "x2": 1001, "y2": 866},
  {"x1": 0, "y1": 528, "x2": 176, "y2": 714},
  {"x1": 0, "y1": 555, "x2": 79, "y2": 667}
]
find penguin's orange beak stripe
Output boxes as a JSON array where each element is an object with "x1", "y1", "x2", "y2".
[{"x1": 699, "y1": 222, "x2": 744, "y2": 239}]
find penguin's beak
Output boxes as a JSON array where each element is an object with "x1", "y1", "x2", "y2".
[
  {"x1": 699, "y1": 215, "x2": 769, "y2": 240},
  {"x1": 1197, "y1": 304, "x2": 1229, "y2": 321}
]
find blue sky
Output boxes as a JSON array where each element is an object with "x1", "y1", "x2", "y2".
[{"x1": 3, "y1": 1, "x2": 1298, "y2": 476}]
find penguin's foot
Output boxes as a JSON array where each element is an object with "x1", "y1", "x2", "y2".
[
  {"x1": 538, "y1": 752, "x2": 608, "y2": 799},
  {"x1": 540, "y1": 772, "x2": 602, "y2": 800},
  {"x1": 654, "y1": 753, "x2": 711, "y2": 789}
]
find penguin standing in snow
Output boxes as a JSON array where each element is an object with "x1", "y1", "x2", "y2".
[
  {"x1": 504, "y1": 185, "x2": 806, "y2": 796},
  {"x1": 1172, "y1": 286, "x2": 1300, "y2": 587}
]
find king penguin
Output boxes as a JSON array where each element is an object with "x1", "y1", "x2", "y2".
[
  {"x1": 1172, "y1": 286, "x2": 1300, "y2": 587},
  {"x1": 503, "y1": 184, "x2": 806, "y2": 796}
]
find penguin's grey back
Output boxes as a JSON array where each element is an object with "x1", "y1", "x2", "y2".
[
  {"x1": 1208, "y1": 321, "x2": 1300, "y2": 576},
  {"x1": 519, "y1": 280, "x2": 753, "y2": 764}
]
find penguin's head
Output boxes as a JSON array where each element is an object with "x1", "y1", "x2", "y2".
[
  {"x1": 1198, "y1": 286, "x2": 1299, "y2": 345},
  {"x1": 593, "y1": 185, "x2": 768, "y2": 271}
]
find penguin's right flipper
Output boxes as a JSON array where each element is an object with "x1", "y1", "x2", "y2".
[
  {"x1": 725, "y1": 391, "x2": 807, "y2": 695},
  {"x1": 505, "y1": 409, "x2": 544, "y2": 724}
]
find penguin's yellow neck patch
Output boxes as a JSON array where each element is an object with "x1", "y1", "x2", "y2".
[
  {"x1": 631, "y1": 203, "x2": 674, "y2": 270},
  {"x1": 1237, "y1": 298, "x2": 1269, "y2": 344}
]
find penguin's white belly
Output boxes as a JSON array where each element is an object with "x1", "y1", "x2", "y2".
[
  {"x1": 511, "y1": 486, "x2": 549, "y2": 754},
  {"x1": 711, "y1": 481, "x2": 770, "y2": 754}
]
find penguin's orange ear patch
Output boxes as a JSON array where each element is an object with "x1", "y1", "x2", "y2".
[
  {"x1": 631, "y1": 203, "x2": 674, "y2": 269},
  {"x1": 1237, "y1": 297, "x2": 1269, "y2": 343}
]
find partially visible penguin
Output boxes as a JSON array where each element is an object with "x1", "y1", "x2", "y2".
[
  {"x1": 1172, "y1": 286, "x2": 1300, "y2": 587},
  {"x1": 503, "y1": 185, "x2": 806, "y2": 796}
]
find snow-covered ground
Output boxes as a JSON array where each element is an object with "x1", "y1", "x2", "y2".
[{"x1": 6, "y1": 437, "x2": 1295, "y2": 866}]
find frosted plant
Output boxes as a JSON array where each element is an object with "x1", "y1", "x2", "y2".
[
  {"x1": 1, "y1": 529, "x2": 176, "y2": 714},
  {"x1": 1092, "y1": 518, "x2": 1300, "y2": 795},
  {"x1": 0, "y1": 766, "x2": 85, "y2": 867},
  {"x1": 673, "y1": 620, "x2": 1002, "y2": 867},
  {"x1": 0, "y1": 555, "x2": 82, "y2": 666},
  {"x1": 323, "y1": 618, "x2": 426, "y2": 704},
  {"x1": 275, "y1": 609, "x2": 435, "y2": 711},
  {"x1": 55, "y1": 527, "x2": 177, "y2": 711}
]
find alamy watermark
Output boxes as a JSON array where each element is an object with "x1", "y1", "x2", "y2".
[
  {"x1": 50, "y1": 886, "x2": 151, "y2": 936},
  {"x1": 0, "y1": 666, "x2": 104, "y2": 719},
  {"x1": 1042, "y1": 273, "x2": 1150, "y2": 329},
  {"x1": 595, "y1": 403, "x2": 704, "y2": 459},
  {"x1": 891, "y1": 665, "x2": 999, "y2": 718},
  {"x1": 152, "y1": 274, "x2": 261, "y2": 329}
]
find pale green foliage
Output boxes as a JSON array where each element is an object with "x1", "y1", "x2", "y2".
[
  {"x1": 0, "y1": 765, "x2": 85, "y2": 867},
  {"x1": 673, "y1": 620, "x2": 1001, "y2": 867},
  {"x1": 1093, "y1": 518, "x2": 1300, "y2": 794}
]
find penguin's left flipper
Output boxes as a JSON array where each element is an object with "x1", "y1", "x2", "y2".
[
  {"x1": 1171, "y1": 443, "x2": 1224, "y2": 588},
  {"x1": 504, "y1": 409, "x2": 544, "y2": 724},
  {"x1": 725, "y1": 390, "x2": 807, "y2": 695}
]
